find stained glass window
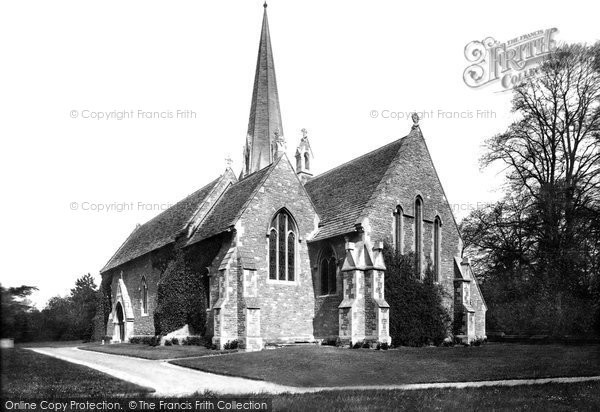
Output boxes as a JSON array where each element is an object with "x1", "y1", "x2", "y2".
[
  {"x1": 287, "y1": 232, "x2": 295, "y2": 281},
  {"x1": 268, "y1": 210, "x2": 297, "y2": 281},
  {"x1": 415, "y1": 197, "x2": 423, "y2": 276},
  {"x1": 269, "y1": 229, "x2": 277, "y2": 279},
  {"x1": 278, "y1": 213, "x2": 286, "y2": 280},
  {"x1": 434, "y1": 216, "x2": 441, "y2": 282}
]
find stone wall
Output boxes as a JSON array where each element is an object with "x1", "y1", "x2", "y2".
[
  {"x1": 235, "y1": 156, "x2": 318, "y2": 343},
  {"x1": 363, "y1": 129, "x2": 461, "y2": 316},
  {"x1": 102, "y1": 245, "x2": 172, "y2": 338}
]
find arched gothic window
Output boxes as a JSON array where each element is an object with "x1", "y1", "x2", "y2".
[
  {"x1": 433, "y1": 216, "x2": 442, "y2": 282},
  {"x1": 394, "y1": 206, "x2": 404, "y2": 253},
  {"x1": 141, "y1": 276, "x2": 148, "y2": 315},
  {"x1": 304, "y1": 152, "x2": 310, "y2": 171},
  {"x1": 319, "y1": 246, "x2": 337, "y2": 295},
  {"x1": 268, "y1": 209, "x2": 297, "y2": 281},
  {"x1": 415, "y1": 196, "x2": 423, "y2": 276}
]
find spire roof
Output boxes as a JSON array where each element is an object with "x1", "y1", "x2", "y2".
[{"x1": 242, "y1": 4, "x2": 284, "y2": 177}]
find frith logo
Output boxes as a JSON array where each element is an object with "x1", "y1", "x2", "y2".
[{"x1": 463, "y1": 28, "x2": 558, "y2": 89}]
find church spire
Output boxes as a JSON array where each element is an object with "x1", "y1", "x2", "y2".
[{"x1": 242, "y1": 3, "x2": 285, "y2": 177}]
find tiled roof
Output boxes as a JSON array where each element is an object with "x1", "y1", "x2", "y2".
[
  {"x1": 187, "y1": 164, "x2": 274, "y2": 245},
  {"x1": 101, "y1": 178, "x2": 220, "y2": 272},
  {"x1": 305, "y1": 137, "x2": 405, "y2": 241}
]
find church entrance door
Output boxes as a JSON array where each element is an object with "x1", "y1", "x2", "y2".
[{"x1": 116, "y1": 302, "x2": 125, "y2": 341}]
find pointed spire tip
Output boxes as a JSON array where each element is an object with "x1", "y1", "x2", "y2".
[{"x1": 263, "y1": 2, "x2": 267, "y2": 8}]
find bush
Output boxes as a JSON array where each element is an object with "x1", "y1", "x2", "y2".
[
  {"x1": 149, "y1": 335, "x2": 161, "y2": 347},
  {"x1": 223, "y1": 340, "x2": 239, "y2": 350},
  {"x1": 376, "y1": 342, "x2": 390, "y2": 350},
  {"x1": 171, "y1": 337, "x2": 179, "y2": 345},
  {"x1": 182, "y1": 336, "x2": 205, "y2": 346},
  {"x1": 384, "y1": 246, "x2": 451, "y2": 347},
  {"x1": 351, "y1": 340, "x2": 363, "y2": 349}
]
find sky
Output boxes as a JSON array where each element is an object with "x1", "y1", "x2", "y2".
[{"x1": 1, "y1": 0, "x2": 598, "y2": 308}]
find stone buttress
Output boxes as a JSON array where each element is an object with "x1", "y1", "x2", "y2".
[{"x1": 339, "y1": 241, "x2": 391, "y2": 345}]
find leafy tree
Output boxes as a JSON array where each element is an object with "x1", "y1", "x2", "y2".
[
  {"x1": 70, "y1": 273, "x2": 98, "y2": 341},
  {"x1": 1, "y1": 284, "x2": 39, "y2": 341},
  {"x1": 467, "y1": 43, "x2": 600, "y2": 335}
]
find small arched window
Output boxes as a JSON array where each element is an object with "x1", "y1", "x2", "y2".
[
  {"x1": 433, "y1": 216, "x2": 441, "y2": 282},
  {"x1": 319, "y1": 246, "x2": 337, "y2": 295},
  {"x1": 141, "y1": 276, "x2": 148, "y2": 315},
  {"x1": 268, "y1": 209, "x2": 297, "y2": 281},
  {"x1": 394, "y1": 206, "x2": 404, "y2": 253},
  {"x1": 304, "y1": 152, "x2": 310, "y2": 171},
  {"x1": 415, "y1": 196, "x2": 423, "y2": 276}
]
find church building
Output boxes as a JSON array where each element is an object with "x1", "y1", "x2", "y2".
[{"x1": 99, "y1": 4, "x2": 486, "y2": 350}]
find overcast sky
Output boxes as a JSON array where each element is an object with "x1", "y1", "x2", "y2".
[{"x1": 1, "y1": 0, "x2": 598, "y2": 307}]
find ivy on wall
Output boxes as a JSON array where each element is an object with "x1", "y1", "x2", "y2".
[
  {"x1": 92, "y1": 275, "x2": 112, "y2": 340},
  {"x1": 154, "y1": 249, "x2": 209, "y2": 336},
  {"x1": 383, "y1": 244, "x2": 451, "y2": 346}
]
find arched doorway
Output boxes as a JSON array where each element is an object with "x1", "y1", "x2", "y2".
[{"x1": 116, "y1": 302, "x2": 125, "y2": 341}]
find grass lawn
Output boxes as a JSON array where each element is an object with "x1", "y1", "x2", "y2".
[
  {"x1": 81, "y1": 343, "x2": 236, "y2": 360},
  {"x1": 270, "y1": 382, "x2": 600, "y2": 411},
  {"x1": 172, "y1": 343, "x2": 600, "y2": 387},
  {"x1": 1, "y1": 348, "x2": 154, "y2": 398}
]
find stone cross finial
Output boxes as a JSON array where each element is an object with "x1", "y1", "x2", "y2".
[
  {"x1": 225, "y1": 154, "x2": 233, "y2": 168},
  {"x1": 301, "y1": 128, "x2": 308, "y2": 139}
]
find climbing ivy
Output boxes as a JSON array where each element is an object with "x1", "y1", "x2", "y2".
[
  {"x1": 154, "y1": 249, "x2": 209, "y2": 336},
  {"x1": 383, "y1": 243, "x2": 451, "y2": 346}
]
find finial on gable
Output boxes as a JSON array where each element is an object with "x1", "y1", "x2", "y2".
[
  {"x1": 225, "y1": 154, "x2": 233, "y2": 169},
  {"x1": 263, "y1": 1, "x2": 267, "y2": 8},
  {"x1": 295, "y1": 127, "x2": 313, "y2": 183},
  {"x1": 411, "y1": 112, "x2": 420, "y2": 129}
]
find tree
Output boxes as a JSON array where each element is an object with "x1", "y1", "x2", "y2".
[
  {"x1": 1, "y1": 284, "x2": 39, "y2": 341},
  {"x1": 70, "y1": 273, "x2": 98, "y2": 341},
  {"x1": 471, "y1": 43, "x2": 600, "y2": 334}
]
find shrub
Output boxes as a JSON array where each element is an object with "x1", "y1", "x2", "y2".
[
  {"x1": 171, "y1": 337, "x2": 179, "y2": 345},
  {"x1": 384, "y1": 246, "x2": 451, "y2": 347},
  {"x1": 149, "y1": 335, "x2": 161, "y2": 347},
  {"x1": 223, "y1": 340, "x2": 239, "y2": 350},
  {"x1": 376, "y1": 342, "x2": 390, "y2": 350},
  {"x1": 352, "y1": 340, "x2": 363, "y2": 349},
  {"x1": 164, "y1": 339, "x2": 172, "y2": 346},
  {"x1": 182, "y1": 336, "x2": 205, "y2": 346}
]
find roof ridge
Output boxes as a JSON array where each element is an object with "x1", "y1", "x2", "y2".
[
  {"x1": 307, "y1": 136, "x2": 406, "y2": 184},
  {"x1": 129, "y1": 176, "x2": 221, "y2": 231}
]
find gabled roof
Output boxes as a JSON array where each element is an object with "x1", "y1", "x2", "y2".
[
  {"x1": 305, "y1": 137, "x2": 406, "y2": 241},
  {"x1": 101, "y1": 178, "x2": 220, "y2": 272},
  {"x1": 187, "y1": 163, "x2": 275, "y2": 245}
]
